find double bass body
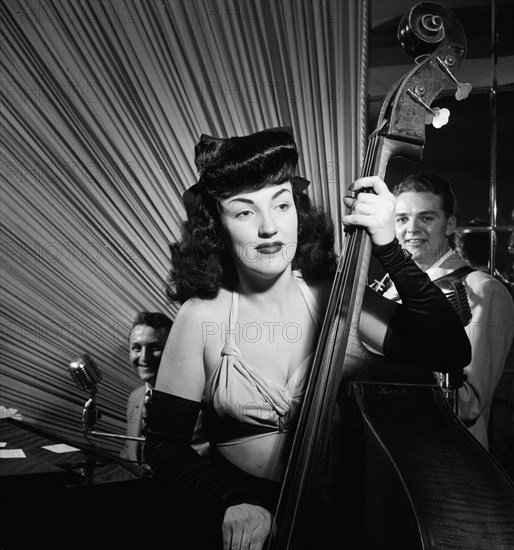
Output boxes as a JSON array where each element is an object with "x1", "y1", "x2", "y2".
[{"x1": 268, "y1": 3, "x2": 514, "y2": 548}]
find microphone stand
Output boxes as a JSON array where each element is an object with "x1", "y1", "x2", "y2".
[
  {"x1": 68, "y1": 356, "x2": 150, "y2": 475},
  {"x1": 82, "y1": 392, "x2": 144, "y2": 442},
  {"x1": 86, "y1": 430, "x2": 144, "y2": 442}
]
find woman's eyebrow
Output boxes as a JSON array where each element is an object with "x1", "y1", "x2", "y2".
[
  {"x1": 227, "y1": 197, "x2": 254, "y2": 205},
  {"x1": 272, "y1": 188, "x2": 291, "y2": 199},
  {"x1": 227, "y1": 187, "x2": 291, "y2": 206}
]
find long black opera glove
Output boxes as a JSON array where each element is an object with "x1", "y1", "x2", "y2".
[
  {"x1": 144, "y1": 390, "x2": 264, "y2": 525},
  {"x1": 372, "y1": 238, "x2": 471, "y2": 372}
]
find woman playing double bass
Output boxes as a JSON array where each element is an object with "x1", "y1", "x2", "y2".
[{"x1": 144, "y1": 127, "x2": 470, "y2": 549}]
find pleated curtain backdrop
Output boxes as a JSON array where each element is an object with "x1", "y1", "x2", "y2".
[{"x1": 0, "y1": 0, "x2": 368, "y2": 452}]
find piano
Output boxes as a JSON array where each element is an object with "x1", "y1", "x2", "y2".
[
  {"x1": 1, "y1": 417, "x2": 224, "y2": 549},
  {"x1": 0, "y1": 417, "x2": 154, "y2": 549}
]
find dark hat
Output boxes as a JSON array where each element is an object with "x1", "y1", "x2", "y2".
[{"x1": 183, "y1": 127, "x2": 309, "y2": 217}]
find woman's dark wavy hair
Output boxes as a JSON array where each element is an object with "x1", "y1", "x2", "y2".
[{"x1": 166, "y1": 128, "x2": 337, "y2": 304}]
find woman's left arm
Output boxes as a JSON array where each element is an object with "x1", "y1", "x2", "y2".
[
  {"x1": 344, "y1": 176, "x2": 471, "y2": 371},
  {"x1": 372, "y1": 238, "x2": 471, "y2": 371}
]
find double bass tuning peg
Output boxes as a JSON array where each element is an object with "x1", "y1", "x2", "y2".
[
  {"x1": 427, "y1": 107, "x2": 450, "y2": 129},
  {"x1": 406, "y1": 88, "x2": 450, "y2": 129},
  {"x1": 404, "y1": 52, "x2": 472, "y2": 130},
  {"x1": 436, "y1": 56, "x2": 472, "y2": 101}
]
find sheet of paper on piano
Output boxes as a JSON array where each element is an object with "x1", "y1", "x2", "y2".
[
  {"x1": 0, "y1": 448, "x2": 26, "y2": 458},
  {"x1": 42, "y1": 443, "x2": 80, "y2": 453}
]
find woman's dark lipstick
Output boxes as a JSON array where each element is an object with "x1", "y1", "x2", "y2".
[{"x1": 255, "y1": 242, "x2": 283, "y2": 254}]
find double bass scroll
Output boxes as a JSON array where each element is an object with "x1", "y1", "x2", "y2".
[{"x1": 268, "y1": 3, "x2": 514, "y2": 549}]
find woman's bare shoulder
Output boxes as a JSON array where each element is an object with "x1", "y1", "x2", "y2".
[
  {"x1": 174, "y1": 288, "x2": 232, "y2": 324},
  {"x1": 156, "y1": 289, "x2": 233, "y2": 398}
]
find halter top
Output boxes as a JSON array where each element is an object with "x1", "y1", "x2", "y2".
[{"x1": 203, "y1": 272, "x2": 320, "y2": 480}]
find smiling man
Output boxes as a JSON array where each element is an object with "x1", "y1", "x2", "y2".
[
  {"x1": 384, "y1": 172, "x2": 514, "y2": 450},
  {"x1": 120, "y1": 311, "x2": 173, "y2": 463},
  {"x1": 393, "y1": 176, "x2": 456, "y2": 271}
]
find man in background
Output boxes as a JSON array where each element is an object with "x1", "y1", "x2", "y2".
[
  {"x1": 120, "y1": 311, "x2": 173, "y2": 463},
  {"x1": 384, "y1": 172, "x2": 514, "y2": 451}
]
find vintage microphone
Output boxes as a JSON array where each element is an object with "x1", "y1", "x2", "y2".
[
  {"x1": 68, "y1": 353, "x2": 103, "y2": 393},
  {"x1": 68, "y1": 354, "x2": 144, "y2": 442}
]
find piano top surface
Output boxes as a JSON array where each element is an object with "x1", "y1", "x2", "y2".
[{"x1": 0, "y1": 417, "x2": 150, "y2": 487}]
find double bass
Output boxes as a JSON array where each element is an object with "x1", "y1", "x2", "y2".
[{"x1": 269, "y1": 3, "x2": 514, "y2": 549}]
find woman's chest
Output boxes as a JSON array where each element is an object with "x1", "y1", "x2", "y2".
[{"x1": 203, "y1": 306, "x2": 318, "y2": 387}]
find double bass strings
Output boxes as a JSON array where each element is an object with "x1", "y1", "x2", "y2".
[{"x1": 314, "y1": 131, "x2": 379, "y2": 374}]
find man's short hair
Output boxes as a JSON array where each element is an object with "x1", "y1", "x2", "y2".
[
  {"x1": 129, "y1": 311, "x2": 173, "y2": 338},
  {"x1": 392, "y1": 172, "x2": 457, "y2": 219}
]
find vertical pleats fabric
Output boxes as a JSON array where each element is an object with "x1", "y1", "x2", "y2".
[{"x1": 0, "y1": 0, "x2": 367, "y2": 451}]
